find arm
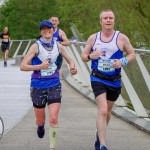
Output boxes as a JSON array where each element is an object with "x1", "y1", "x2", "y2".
[
  {"x1": 0, "y1": 34, "x2": 2, "y2": 42},
  {"x1": 20, "y1": 43, "x2": 49, "y2": 71},
  {"x1": 58, "y1": 43, "x2": 77, "y2": 75},
  {"x1": 59, "y1": 29, "x2": 70, "y2": 46},
  {"x1": 122, "y1": 34, "x2": 135, "y2": 63},
  {"x1": 9, "y1": 35, "x2": 11, "y2": 42},
  {"x1": 81, "y1": 34, "x2": 102, "y2": 62},
  {"x1": 113, "y1": 34, "x2": 136, "y2": 68}
]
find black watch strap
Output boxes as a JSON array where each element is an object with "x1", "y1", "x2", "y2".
[{"x1": 87, "y1": 55, "x2": 91, "y2": 60}]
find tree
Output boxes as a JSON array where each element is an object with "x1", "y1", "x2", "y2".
[
  {"x1": 55, "y1": 0, "x2": 150, "y2": 48},
  {"x1": 0, "y1": 0, "x2": 149, "y2": 48},
  {"x1": 0, "y1": 0, "x2": 57, "y2": 39}
]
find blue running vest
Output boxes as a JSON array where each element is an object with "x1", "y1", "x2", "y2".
[
  {"x1": 30, "y1": 40, "x2": 60, "y2": 88},
  {"x1": 53, "y1": 28, "x2": 63, "y2": 42},
  {"x1": 90, "y1": 31, "x2": 123, "y2": 87}
]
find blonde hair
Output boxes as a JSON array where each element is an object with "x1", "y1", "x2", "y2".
[{"x1": 99, "y1": 10, "x2": 115, "y2": 20}]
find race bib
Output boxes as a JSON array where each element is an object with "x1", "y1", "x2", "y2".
[
  {"x1": 3, "y1": 39, "x2": 9, "y2": 42},
  {"x1": 40, "y1": 63, "x2": 57, "y2": 76},
  {"x1": 98, "y1": 59, "x2": 115, "y2": 72}
]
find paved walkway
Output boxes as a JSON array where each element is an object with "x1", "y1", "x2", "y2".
[
  {"x1": 0, "y1": 59, "x2": 31, "y2": 134},
  {"x1": 0, "y1": 59, "x2": 150, "y2": 150}
]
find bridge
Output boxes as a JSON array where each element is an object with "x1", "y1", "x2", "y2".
[{"x1": 0, "y1": 40, "x2": 150, "y2": 149}]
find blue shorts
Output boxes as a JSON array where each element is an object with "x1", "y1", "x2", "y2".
[
  {"x1": 30, "y1": 84, "x2": 62, "y2": 108},
  {"x1": 91, "y1": 81, "x2": 121, "y2": 101}
]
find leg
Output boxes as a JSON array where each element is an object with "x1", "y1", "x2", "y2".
[
  {"x1": 1, "y1": 44, "x2": 7, "y2": 63},
  {"x1": 47, "y1": 84, "x2": 62, "y2": 150},
  {"x1": 91, "y1": 82, "x2": 107, "y2": 150},
  {"x1": 96, "y1": 94, "x2": 114, "y2": 150},
  {"x1": 95, "y1": 98, "x2": 114, "y2": 150},
  {"x1": 93, "y1": 82, "x2": 121, "y2": 150},
  {"x1": 2, "y1": 49, "x2": 8, "y2": 67},
  {"x1": 48, "y1": 103, "x2": 60, "y2": 126},
  {"x1": 34, "y1": 107, "x2": 45, "y2": 126},
  {"x1": 30, "y1": 87, "x2": 47, "y2": 138},
  {"x1": 2, "y1": 50, "x2": 7, "y2": 67},
  {"x1": 106, "y1": 86, "x2": 121, "y2": 125},
  {"x1": 5, "y1": 49, "x2": 9, "y2": 62},
  {"x1": 48, "y1": 103, "x2": 60, "y2": 150},
  {"x1": 2, "y1": 51, "x2": 5, "y2": 61},
  {"x1": 34, "y1": 107, "x2": 46, "y2": 138},
  {"x1": 31, "y1": 87, "x2": 46, "y2": 126},
  {"x1": 96, "y1": 93, "x2": 108, "y2": 145},
  {"x1": 106, "y1": 100, "x2": 114, "y2": 124}
]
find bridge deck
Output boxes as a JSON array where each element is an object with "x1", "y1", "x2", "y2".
[{"x1": 0, "y1": 59, "x2": 150, "y2": 150}]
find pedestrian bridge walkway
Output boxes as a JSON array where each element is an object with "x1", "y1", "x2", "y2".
[{"x1": 0, "y1": 59, "x2": 150, "y2": 150}]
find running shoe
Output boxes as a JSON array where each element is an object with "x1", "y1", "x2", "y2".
[
  {"x1": 100, "y1": 146, "x2": 108, "y2": 150},
  {"x1": 37, "y1": 125, "x2": 45, "y2": 138},
  {"x1": 4, "y1": 61, "x2": 7, "y2": 67},
  {"x1": 50, "y1": 148, "x2": 55, "y2": 150},
  {"x1": 95, "y1": 131, "x2": 100, "y2": 150}
]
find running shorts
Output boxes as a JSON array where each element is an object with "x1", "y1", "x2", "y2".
[
  {"x1": 91, "y1": 81, "x2": 121, "y2": 101},
  {"x1": 30, "y1": 84, "x2": 62, "y2": 108}
]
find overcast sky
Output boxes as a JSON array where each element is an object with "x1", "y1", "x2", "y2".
[{"x1": 0, "y1": 0, "x2": 4, "y2": 5}]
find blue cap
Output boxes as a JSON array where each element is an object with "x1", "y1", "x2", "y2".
[{"x1": 39, "y1": 20, "x2": 54, "y2": 29}]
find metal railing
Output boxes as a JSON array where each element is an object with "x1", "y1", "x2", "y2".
[
  {"x1": 0, "y1": 116, "x2": 4, "y2": 140},
  {"x1": 8, "y1": 39, "x2": 150, "y2": 118},
  {"x1": 67, "y1": 41, "x2": 150, "y2": 118}
]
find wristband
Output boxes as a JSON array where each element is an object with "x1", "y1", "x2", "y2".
[{"x1": 119, "y1": 57, "x2": 128, "y2": 66}]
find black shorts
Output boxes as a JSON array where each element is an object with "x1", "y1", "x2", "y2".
[
  {"x1": 1, "y1": 43, "x2": 9, "y2": 52},
  {"x1": 30, "y1": 84, "x2": 62, "y2": 108},
  {"x1": 91, "y1": 81, "x2": 121, "y2": 101}
]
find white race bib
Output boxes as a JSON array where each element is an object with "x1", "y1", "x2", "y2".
[
  {"x1": 98, "y1": 59, "x2": 115, "y2": 72},
  {"x1": 3, "y1": 39, "x2": 8, "y2": 42},
  {"x1": 40, "y1": 63, "x2": 57, "y2": 76}
]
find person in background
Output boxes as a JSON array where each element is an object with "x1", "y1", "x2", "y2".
[
  {"x1": 81, "y1": 10, "x2": 135, "y2": 150},
  {"x1": 20, "y1": 20, "x2": 77, "y2": 150},
  {"x1": 0, "y1": 27, "x2": 11, "y2": 67},
  {"x1": 50, "y1": 16, "x2": 70, "y2": 70}
]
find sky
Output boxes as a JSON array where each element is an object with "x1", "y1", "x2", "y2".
[{"x1": 0, "y1": 0, "x2": 4, "y2": 5}]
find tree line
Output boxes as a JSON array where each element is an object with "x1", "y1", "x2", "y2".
[{"x1": 0, "y1": 0, "x2": 149, "y2": 49}]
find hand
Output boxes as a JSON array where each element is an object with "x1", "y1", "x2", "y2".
[
  {"x1": 90, "y1": 48, "x2": 104, "y2": 59},
  {"x1": 40, "y1": 59, "x2": 50, "y2": 69},
  {"x1": 70, "y1": 64, "x2": 77, "y2": 75},
  {"x1": 113, "y1": 59, "x2": 122, "y2": 69}
]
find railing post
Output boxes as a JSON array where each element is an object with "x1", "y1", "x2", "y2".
[
  {"x1": 136, "y1": 53, "x2": 150, "y2": 92},
  {"x1": 122, "y1": 68, "x2": 148, "y2": 117},
  {"x1": 70, "y1": 44, "x2": 91, "y2": 87},
  {"x1": 65, "y1": 46, "x2": 86, "y2": 85},
  {"x1": 23, "y1": 40, "x2": 32, "y2": 56},
  {"x1": 13, "y1": 41, "x2": 23, "y2": 58}
]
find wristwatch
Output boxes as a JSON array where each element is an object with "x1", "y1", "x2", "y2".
[{"x1": 87, "y1": 54, "x2": 91, "y2": 60}]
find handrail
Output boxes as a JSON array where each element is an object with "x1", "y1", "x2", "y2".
[
  {"x1": 70, "y1": 41, "x2": 150, "y2": 52},
  {"x1": 69, "y1": 41, "x2": 150, "y2": 118}
]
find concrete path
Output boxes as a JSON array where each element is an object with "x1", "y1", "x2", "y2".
[
  {"x1": 0, "y1": 59, "x2": 150, "y2": 150},
  {"x1": 0, "y1": 59, "x2": 32, "y2": 134}
]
